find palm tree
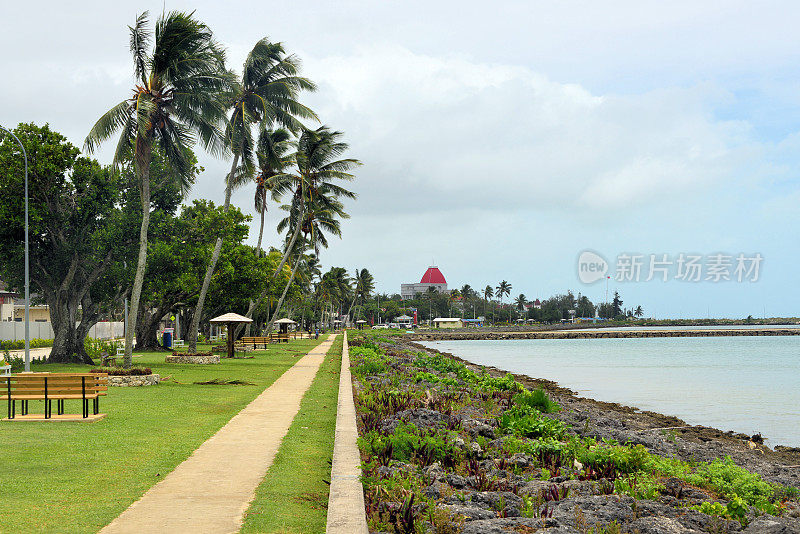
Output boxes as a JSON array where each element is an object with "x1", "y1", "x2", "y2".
[
  {"x1": 265, "y1": 187, "x2": 349, "y2": 333},
  {"x1": 483, "y1": 285, "x2": 493, "y2": 324},
  {"x1": 515, "y1": 294, "x2": 527, "y2": 322},
  {"x1": 496, "y1": 280, "x2": 512, "y2": 323},
  {"x1": 246, "y1": 126, "x2": 359, "y2": 321},
  {"x1": 347, "y1": 268, "x2": 375, "y2": 321},
  {"x1": 634, "y1": 305, "x2": 644, "y2": 318},
  {"x1": 254, "y1": 128, "x2": 292, "y2": 254},
  {"x1": 85, "y1": 11, "x2": 228, "y2": 367},
  {"x1": 188, "y1": 38, "x2": 316, "y2": 352}
]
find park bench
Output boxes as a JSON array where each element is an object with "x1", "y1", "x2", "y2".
[
  {"x1": 101, "y1": 347, "x2": 131, "y2": 367},
  {"x1": 1, "y1": 372, "x2": 108, "y2": 420}
]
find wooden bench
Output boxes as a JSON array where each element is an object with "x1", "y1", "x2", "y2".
[{"x1": 1, "y1": 372, "x2": 108, "y2": 420}]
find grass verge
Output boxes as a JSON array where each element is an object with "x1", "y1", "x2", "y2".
[
  {"x1": 0, "y1": 337, "x2": 324, "y2": 533},
  {"x1": 240, "y1": 335, "x2": 343, "y2": 533}
]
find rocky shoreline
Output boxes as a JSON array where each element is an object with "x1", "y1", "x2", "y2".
[
  {"x1": 409, "y1": 328, "x2": 800, "y2": 341},
  {"x1": 350, "y1": 331, "x2": 800, "y2": 534}
]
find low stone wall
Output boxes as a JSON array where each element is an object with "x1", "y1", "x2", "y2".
[
  {"x1": 107, "y1": 374, "x2": 160, "y2": 387},
  {"x1": 411, "y1": 328, "x2": 800, "y2": 341},
  {"x1": 165, "y1": 354, "x2": 220, "y2": 364}
]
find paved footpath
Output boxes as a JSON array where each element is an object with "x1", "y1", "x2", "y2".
[{"x1": 101, "y1": 335, "x2": 337, "y2": 534}]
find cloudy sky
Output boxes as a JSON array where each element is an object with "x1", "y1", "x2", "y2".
[{"x1": 2, "y1": 1, "x2": 799, "y2": 318}]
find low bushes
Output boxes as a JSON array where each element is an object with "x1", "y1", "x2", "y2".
[
  {"x1": 0, "y1": 338, "x2": 53, "y2": 350},
  {"x1": 90, "y1": 367, "x2": 153, "y2": 376}
]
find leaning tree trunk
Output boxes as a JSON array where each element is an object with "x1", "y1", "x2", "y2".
[
  {"x1": 247, "y1": 195, "x2": 268, "y2": 337},
  {"x1": 264, "y1": 253, "x2": 302, "y2": 335},
  {"x1": 123, "y1": 136, "x2": 152, "y2": 369},
  {"x1": 243, "y1": 200, "x2": 304, "y2": 322},
  {"x1": 187, "y1": 153, "x2": 239, "y2": 352},
  {"x1": 256, "y1": 198, "x2": 266, "y2": 255}
]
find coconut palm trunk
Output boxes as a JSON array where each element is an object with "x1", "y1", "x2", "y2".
[
  {"x1": 243, "y1": 191, "x2": 304, "y2": 320},
  {"x1": 124, "y1": 137, "x2": 153, "y2": 367},
  {"x1": 187, "y1": 152, "x2": 238, "y2": 352},
  {"x1": 264, "y1": 251, "x2": 302, "y2": 334}
]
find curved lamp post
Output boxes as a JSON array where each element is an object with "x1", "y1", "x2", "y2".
[{"x1": 0, "y1": 125, "x2": 30, "y2": 372}]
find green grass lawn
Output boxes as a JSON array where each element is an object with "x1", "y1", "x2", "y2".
[
  {"x1": 241, "y1": 336, "x2": 343, "y2": 534},
  {"x1": 0, "y1": 337, "x2": 325, "y2": 534}
]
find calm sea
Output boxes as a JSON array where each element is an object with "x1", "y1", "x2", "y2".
[{"x1": 420, "y1": 333, "x2": 800, "y2": 447}]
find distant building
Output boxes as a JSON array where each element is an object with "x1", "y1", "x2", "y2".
[
  {"x1": 401, "y1": 266, "x2": 448, "y2": 300},
  {"x1": 0, "y1": 281, "x2": 17, "y2": 322},
  {"x1": 433, "y1": 317, "x2": 462, "y2": 329}
]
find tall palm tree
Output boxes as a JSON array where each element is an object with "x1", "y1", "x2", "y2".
[
  {"x1": 246, "y1": 126, "x2": 359, "y2": 321},
  {"x1": 347, "y1": 268, "x2": 375, "y2": 320},
  {"x1": 254, "y1": 128, "x2": 292, "y2": 254},
  {"x1": 496, "y1": 280, "x2": 512, "y2": 323},
  {"x1": 85, "y1": 11, "x2": 228, "y2": 367},
  {"x1": 460, "y1": 284, "x2": 473, "y2": 319},
  {"x1": 515, "y1": 293, "x2": 527, "y2": 322},
  {"x1": 483, "y1": 285, "x2": 493, "y2": 324},
  {"x1": 188, "y1": 38, "x2": 316, "y2": 352},
  {"x1": 265, "y1": 188, "x2": 348, "y2": 333}
]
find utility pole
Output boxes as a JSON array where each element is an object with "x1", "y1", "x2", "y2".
[{"x1": 1, "y1": 125, "x2": 30, "y2": 371}]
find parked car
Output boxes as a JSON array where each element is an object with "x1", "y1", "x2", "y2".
[{"x1": 372, "y1": 324, "x2": 388, "y2": 329}]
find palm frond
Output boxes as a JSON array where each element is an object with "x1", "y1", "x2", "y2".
[
  {"x1": 129, "y1": 11, "x2": 151, "y2": 87},
  {"x1": 84, "y1": 99, "x2": 132, "y2": 156}
]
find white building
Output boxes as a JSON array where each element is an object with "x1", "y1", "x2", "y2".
[{"x1": 401, "y1": 266, "x2": 448, "y2": 300}]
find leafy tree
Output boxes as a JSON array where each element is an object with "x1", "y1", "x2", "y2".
[
  {"x1": 612, "y1": 291, "x2": 624, "y2": 318},
  {"x1": 576, "y1": 294, "x2": 596, "y2": 318},
  {"x1": 189, "y1": 38, "x2": 316, "y2": 352},
  {"x1": 85, "y1": 10, "x2": 228, "y2": 367},
  {"x1": 483, "y1": 285, "x2": 494, "y2": 323},
  {"x1": 134, "y1": 200, "x2": 249, "y2": 349},
  {"x1": 0, "y1": 124, "x2": 131, "y2": 363}
]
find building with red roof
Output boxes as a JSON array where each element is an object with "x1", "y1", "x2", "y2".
[{"x1": 401, "y1": 266, "x2": 448, "y2": 300}]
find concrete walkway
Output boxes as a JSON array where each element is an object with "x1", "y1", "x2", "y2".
[
  {"x1": 101, "y1": 335, "x2": 337, "y2": 534},
  {"x1": 326, "y1": 331, "x2": 369, "y2": 533}
]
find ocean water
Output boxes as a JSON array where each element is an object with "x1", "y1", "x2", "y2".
[{"x1": 420, "y1": 335, "x2": 800, "y2": 447}]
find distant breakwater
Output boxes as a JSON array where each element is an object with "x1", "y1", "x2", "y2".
[{"x1": 409, "y1": 328, "x2": 800, "y2": 341}]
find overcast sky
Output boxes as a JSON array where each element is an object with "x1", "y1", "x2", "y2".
[{"x1": 2, "y1": 1, "x2": 799, "y2": 318}]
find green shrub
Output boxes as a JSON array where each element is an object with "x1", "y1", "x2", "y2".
[
  {"x1": 694, "y1": 497, "x2": 748, "y2": 525},
  {"x1": 476, "y1": 372, "x2": 524, "y2": 392},
  {"x1": 686, "y1": 456, "x2": 778, "y2": 514},
  {"x1": 0, "y1": 338, "x2": 54, "y2": 350},
  {"x1": 577, "y1": 443, "x2": 651, "y2": 475},
  {"x1": 614, "y1": 473, "x2": 662, "y2": 500},
  {"x1": 351, "y1": 346, "x2": 389, "y2": 377},
  {"x1": 359, "y1": 424, "x2": 461, "y2": 467},
  {"x1": 514, "y1": 388, "x2": 560, "y2": 413},
  {"x1": 84, "y1": 338, "x2": 122, "y2": 361},
  {"x1": 498, "y1": 406, "x2": 567, "y2": 439},
  {"x1": 413, "y1": 371, "x2": 459, "y2": 387}
]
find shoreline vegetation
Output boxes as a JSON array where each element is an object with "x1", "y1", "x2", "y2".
[{"x1": 349, "y1": 330, "x2": 800, "y2": 534}]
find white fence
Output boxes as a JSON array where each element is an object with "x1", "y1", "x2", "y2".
[{"x1": 0, "y1": 321, "x2": 124, "y2": 341}]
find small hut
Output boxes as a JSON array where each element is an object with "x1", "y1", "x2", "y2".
[
  {"x1": 209, "y1": 313, "x2": 253, "y2": 358},
  {"x1": 356, "y1": 319, "x2": 367, "y2": 330},
  {"x1": 273, "y1": 318, "x2": 297, "y2": 335}
]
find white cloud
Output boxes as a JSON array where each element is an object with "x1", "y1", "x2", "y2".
[{"x1": 303, "y1": 45, "x2": 759, "y2": 217}]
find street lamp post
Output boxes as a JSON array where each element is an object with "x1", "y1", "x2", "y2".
[{"x1": 0, "y1": 125, "x2": 30, "y2": 372}]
